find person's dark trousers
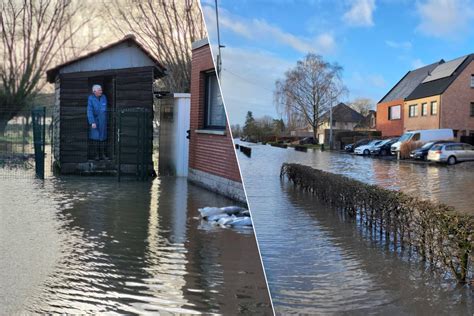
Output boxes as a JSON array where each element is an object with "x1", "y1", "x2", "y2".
[
  {"x1": 100, "y1": 141, "x2": 109, "y2": 160},
  {"x1": 89, "y1": 140, "x2": 108, "y2": 160}
]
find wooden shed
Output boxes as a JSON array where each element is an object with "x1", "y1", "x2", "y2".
[{"x1": 46, "y1": 35, "x2": 166, "y2": 175}]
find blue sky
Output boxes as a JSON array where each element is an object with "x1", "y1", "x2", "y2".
[{"x1": 201, "y1": 0, "x2": 474, "y2": 125}]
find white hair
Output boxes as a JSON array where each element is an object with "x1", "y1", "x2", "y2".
[{"x1": 92, "y1": 84, "x2": 102, "y2": 93}]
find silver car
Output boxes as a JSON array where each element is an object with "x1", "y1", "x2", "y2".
[{"x1": 427, "y1": 142, "x2": 474, "y2": 165}]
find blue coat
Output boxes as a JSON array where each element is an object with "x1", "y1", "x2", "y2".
[{"x1": 87, "y1": 94, "x2": 108, "y2": 141}]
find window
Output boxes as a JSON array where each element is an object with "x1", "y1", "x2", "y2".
[
  {"x1": 412, "y1": 133, "x2": 420, "y2": 141},
  {"x1": 388, "y1": 105, "x2": 401, "y2": 120},
  {"x1": 421, "y1": 103, "x2": 428, "y2": 116},
  {"x1": 471, "y1": 102, "x2": 474, "y2": 117},
  {"x1": 471, "y1": 75, "x2": 474, "y2": 88},
  {"x1": 408, "y1": 104, "x2": 418, "y2": 117},
  {"x1": 431, "y1": 101, "x2": 438, "y2": 115},
  {"x1": 204, "y1": 72, "x2": 226, "y2": 129}
]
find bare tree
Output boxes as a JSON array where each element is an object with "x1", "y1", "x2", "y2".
[
  {"x1": 348, "y1": 97, "x2": 374, "y2": 116},
  {"x1": 104, "y1": 0, "x2": 206, "y2": 93},
  {"x1": 275, "y1": 53, "x2": 346, "y2": 141},
  {"x1": 0, "y1": 0, "x2": 95, "y2": 134}
]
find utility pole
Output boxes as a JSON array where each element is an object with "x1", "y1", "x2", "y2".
[
  {"x1": 329, "y1": 93, "x2": 333, "y2": 150},
  {"x1": 215, "y1": 0, "x2": 223, "y2": 76}
]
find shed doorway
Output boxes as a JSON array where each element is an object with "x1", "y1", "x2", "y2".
[{"x1": 87, "y1": 75, "x2": 116, "y2": 161}]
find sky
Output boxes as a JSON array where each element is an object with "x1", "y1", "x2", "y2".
[{"x1": 201, "y1": 0, "x2": 474, "y2": 125}]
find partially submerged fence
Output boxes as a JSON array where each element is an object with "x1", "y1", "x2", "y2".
[
  {"x1": 0, "y1": 107, "x2": 48, "y2": 179},
  {"x1": 280, "y1": 163, "x2": 474, "y2": 283}
]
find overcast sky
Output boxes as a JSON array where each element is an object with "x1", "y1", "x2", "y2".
[{"x1": 201, "y1": 0, "x2": 474, "y2": 125}]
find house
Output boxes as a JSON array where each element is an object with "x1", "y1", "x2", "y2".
[
  {"x1": 46, "y1": 34, "x2": 166, "y2": 174},
  {"x1": 354, "y1": 110, "x2": 377, "y2": 131},
  {"x1": 404, "y1": 54, "x2": 474, "y2": 140},
  {"x1": 316, "y1": 103, "x2": 364, "y2": 144},
  {"x1": 376, "y1": 60, "x2": 442, "y2": 137},
  {"x1": 188, "y1": 38, "x2": 245, "y2": 202}
]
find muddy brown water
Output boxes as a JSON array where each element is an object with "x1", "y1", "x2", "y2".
[
  {"x1": 237, "y1": 141, "x2": 474, "y2": 315},
  {"x1": 0, "y1": 176, "x2": 272, "y2": 314}
]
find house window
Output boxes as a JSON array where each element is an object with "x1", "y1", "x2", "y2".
[
  {"x1": 471, "y1": 102, "x2": 474, "y2": 117},
  {"x1": 421, "y1": 103, "x2": 428, "y2": 116},
  {"x1": 471, "y1": 75, "x2": 474, "y2": 88},
  {"x1": 408, "y1": 104, "x2": 418, "y2": 117},
  {"x1": 388, "y1": 105, "x2": 401, "y2": 120},
  {"x1": 431, "y1": 101, "x2": 438, "y2": 115},
  {"x1": 204, "y1": 72, "x2": 226, "y2": 129}
]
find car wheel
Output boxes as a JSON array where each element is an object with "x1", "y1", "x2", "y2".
[
  {"x1": 363, "y1": 149, "x2": 369, "y2": 155},
  {"x1": 380, "y1": 149, "x2": 387, "y2": 156},
  {"x1": 447, "y1": 156, "x2": 457, "y2": 165}
]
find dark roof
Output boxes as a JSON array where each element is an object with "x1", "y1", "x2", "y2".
[
  {"x1": 46, "y1": 34, "x2": 166, "y2": 83},
  {"x1": 406, "y1": 54, "x2": 474, "y2": 101},
  {"x1": 379, "y1": 60, "x2": 443, "y2": 103},
  {"x1": 322, "y1": 103, "x2": 365, "y2": 123},
  {"x1": 354, "y1": 110, "x2": 376, "y2": 129}
]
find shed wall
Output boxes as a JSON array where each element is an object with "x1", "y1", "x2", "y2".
[{"x1": 58, "y1": 66, "x2": 154, "y2": 167}]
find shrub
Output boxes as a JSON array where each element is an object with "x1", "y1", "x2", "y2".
[
  {"x1": 400, "y1": 141, "x2": 423, "y2": 159},
  {"x1": 280, "y1": 163, "x2": 474, "y2": 283}
]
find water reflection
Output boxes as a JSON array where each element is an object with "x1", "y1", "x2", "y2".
[
  {"x1": 0, "y1": 176, "x2": 271, "y2": 314},
  {"x1": 237, "y1": 142, "x2": 474, "y2": 314}
]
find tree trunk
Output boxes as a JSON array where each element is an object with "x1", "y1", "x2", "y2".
[{"x1": 0, "y1": 117, "x2": 9, "y2": 138}]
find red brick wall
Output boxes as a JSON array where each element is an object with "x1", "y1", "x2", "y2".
[
  {"x1": 189, "y1": 43, "x2": 241, "y2": 183},
  {"x1": 376, "y1": 99, "x2": 404, "y2": 137},
  {"x1": 441, "y1": 60, "x2": 474, "y2": 137}
]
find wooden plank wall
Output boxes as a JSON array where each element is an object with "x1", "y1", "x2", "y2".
[{"x1": 59, "y1": 66, "x2": 154, "y2": 165}]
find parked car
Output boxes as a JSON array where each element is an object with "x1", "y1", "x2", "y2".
[
  {"x1": 409, "y1": 140, "x2": 452, "y2": 160},
  {"x1": 370, "y1": 138, "x2": 398, "y2": 156},
  {"x1": 391, "y1": 129, "x2": 454, "y2": 155},
  {"x1": 354, "y1": 140, "x2": 383, "y2": 155},
  {"x1": 344, "y1": 139, "x2": 371, "y2": 152},
  {"x1": 427, "y1": 142, "x2": 474, "y2": 165},
  {"x1": 299, "y1": 136, "x2": 317, "y2": 145}
]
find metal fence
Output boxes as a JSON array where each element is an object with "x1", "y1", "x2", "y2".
[
  {"x1": 0, "y1": 106, "x2": 155, "y2": 181},
  {"x1": 52, "y1": 106, "x2": 153, "y2": 180},
  {"x1": 0, "y1": 107, "x2": 49, "y2": 179}
]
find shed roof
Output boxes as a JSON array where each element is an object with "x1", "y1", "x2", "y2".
[
  {"x1": 378, "y1": 60, "x2": 443, "y2": 104},
  {"x1": 46, "y1": 34, "x2": 166, "y2": 83},
  {"x1": 406, "y1": 54, "x2": 474, "y2": 100},
  {"x1": 322, "y1": 103, "x2": 365, "y2": 123}
]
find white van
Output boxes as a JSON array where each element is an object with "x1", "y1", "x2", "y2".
[{"x1": 391, "y1": 129, "x2": 454, "y2": 154}]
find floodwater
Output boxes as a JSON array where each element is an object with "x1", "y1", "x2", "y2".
[
  {"x1": 237, "y1": 141, "x2": 474, "y2": 315},
  {"x1": 0, "y1": 176, "x2": 272, "y2": 314}
]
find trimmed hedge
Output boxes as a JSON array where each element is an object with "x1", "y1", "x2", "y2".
[{"x1": 280, "y1": 163, "x2": 474, "y2": 283}]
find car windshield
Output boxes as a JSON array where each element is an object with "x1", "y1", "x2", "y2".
[
  {"x1": 398, "y1": 133, "x2": 413, "y2": 142},
  {"x1": 377, "y1": 139, "x2": 391, "y2": 146},
  {"x1": 431, "y1": 144, "x2": 442, "y2": 151},
  {"x1": 421, "y1": 142, "x2": 434, "y2": 149}
]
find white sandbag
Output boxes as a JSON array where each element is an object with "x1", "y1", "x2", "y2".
[
  {"x1": 229, "y1": 217, "x2": 253, "y2": 227},
  {"x1": 198, "y1": 207, "x2": 225, "y2": 218}
]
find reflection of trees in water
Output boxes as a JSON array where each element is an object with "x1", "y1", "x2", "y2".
[{"x1": 29, "y1": 177, "x2": 271, "y2": 314}]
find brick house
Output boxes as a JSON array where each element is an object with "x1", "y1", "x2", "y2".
[
  {"x1": 376, "y1": 61, "x2": 442, "y2": 137},
  {"x1": 188, "y1": 38, "x2": 245, "y2": 202},
  {"x1": 404, "y1": 54, "x2": 474, "y2": 140}
]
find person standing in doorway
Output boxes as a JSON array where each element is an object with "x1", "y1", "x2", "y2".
[{"x1": 87, "y1": 84, "x2": 108, "y2": 160}]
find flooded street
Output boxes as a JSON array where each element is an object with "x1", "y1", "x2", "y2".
[
  {"x1": 237, "y1": 142, "x2": 474, "y2": 315},
  {"x1": 0, "y1": 176, "x2": 271, "y2": 314}
]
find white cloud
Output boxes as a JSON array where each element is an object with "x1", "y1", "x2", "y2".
[
  {"x1": 416, "y1": 0, "x2": 474, "y2": 38},
  {"x1": 215, "y1": 47, "x2": 294, "y2": 124},
  {"x1": 203, "y1": 5, "x2": 336, "y2": 54},
  {"x1": 385, "y1": 40, "x2": 412, "y2": 49},
  {"x1": 343, "y1": 0, "x2": 376, "y2": 27},
  {"x1": 411, "y1": 58, "x2": 425, "y2": 69}
]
